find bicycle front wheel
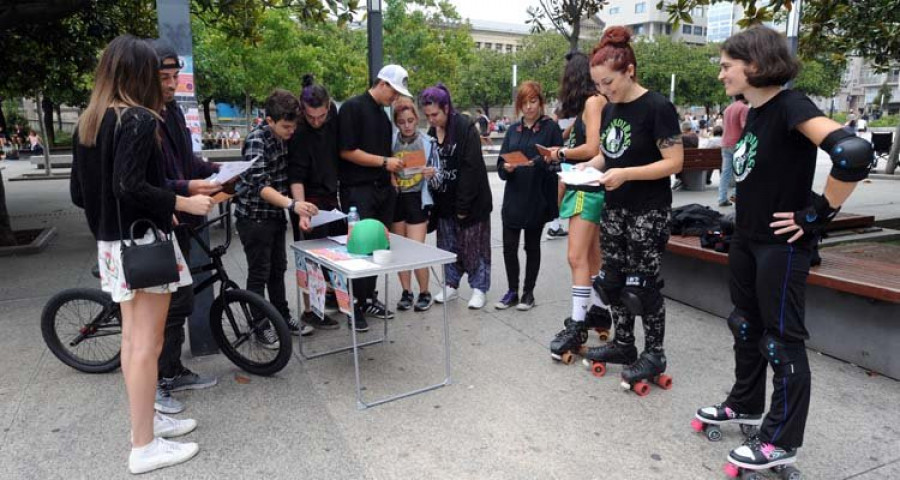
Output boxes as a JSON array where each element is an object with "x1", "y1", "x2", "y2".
[
  {"x1": 210, "y1": 289, "x2": 292, "y2": 376},
  {"x1": 41, "y1": 288, "x2": 121, "y2": 373}
]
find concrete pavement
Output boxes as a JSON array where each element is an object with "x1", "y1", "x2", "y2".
[{"x1": 0, "y1": 156, "x2": 898, "y2": 479}]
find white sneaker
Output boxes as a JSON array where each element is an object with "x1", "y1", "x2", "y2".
[
  {"x1": 154, "y1": 413, "x2": 197, "y2": 438},
  {"x1": 467, "y1": 289, "x2": 486, "y2": 309},
  {"x1": 128, "y1": 437, "x2": 199, "y2": 474},
  {"x1": 434, "y1": 286, "x2": 458, "y2": 303}
]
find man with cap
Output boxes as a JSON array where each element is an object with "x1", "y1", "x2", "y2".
[
  {"x1": 152, "y1": 39, "x2": 221, "y2": 414},
  {"x1": 337, "y1": 64, "x2": 412, "y2": 331}
]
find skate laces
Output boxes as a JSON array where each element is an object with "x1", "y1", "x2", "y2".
[{"x1": 760, "y1": 442, "x2": 777, "y2": 458}]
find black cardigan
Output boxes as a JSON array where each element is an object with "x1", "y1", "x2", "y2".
[
  {"x1": 497, "y1": 116, "x2": 563, "y2": 229},
  {"x1": 71, "y1": 107, "x2": 177, "y2": 241},
  {"x1": 428, "y1": 113, "x2": 493, "y2": 225}
]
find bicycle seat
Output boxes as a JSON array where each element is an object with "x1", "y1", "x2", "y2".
[{"x1": 91, "y1": 264, "x2": 101, "y2": 279}]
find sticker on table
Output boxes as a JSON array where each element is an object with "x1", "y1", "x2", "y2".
[
  {"x1": 328, "y1": 270, "x2": 353, "y2": 315},
  {"x1": 306, "y1": 258, "x2": 326, "y2": 320},
  {"x1": 294, "y1": 250, "x2": 308, "y2": 293}
]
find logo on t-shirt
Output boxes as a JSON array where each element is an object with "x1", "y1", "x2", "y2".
[
  {"x1": 601, "y1": 119, "x2": 632, "y2": 159},
  {"x1": 732, "y1": 132, "x2": 758, "y2": 182}
]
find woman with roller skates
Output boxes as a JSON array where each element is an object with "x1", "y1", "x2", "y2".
[
  {"x1": 691, "y1": 27, "x2": 871, "y2": 478},
  {"x1": 576, "y1": 26, "x2": 683, "y2": 394},
  {"x1": 546, "y1": 52, "x2": 612, "y2": 363}
]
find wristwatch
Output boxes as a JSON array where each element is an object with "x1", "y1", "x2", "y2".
[{"x1": 558, "y1": 148, "x2": 568, "y2": 162}]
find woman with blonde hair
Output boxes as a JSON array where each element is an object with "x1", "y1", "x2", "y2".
[{"x1": 70, "y1": 35, "x2": 213, "y2": 474}]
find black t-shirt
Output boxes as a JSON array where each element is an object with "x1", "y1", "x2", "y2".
[
  {"x1": 599, "y1": 90, "x2": 680, "y2": 210},
  {"x1": 288, "y1": 102, "x2": 339, "y2": 201},
  {"x1": 337, "y1": 92, "x2": 392, "y2": 186},
  {"x1": 733, "y1": 89, "x2": 823, "y2": 244}
]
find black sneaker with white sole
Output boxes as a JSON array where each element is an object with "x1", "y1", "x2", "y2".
[
  {"x1": 546, "y1": 226, "x2": 568, "y2": 238},
  {"x1": 255, "y1": 323, "x2": 280, "y2": 350},
  {"x1": 365, "y1": 296, "x2": 395, "y2": 319},
  {"x1": 397, "y1": 290, "x2": 414, "y2": 311},
  {"x1": 286, "y1": 316, "x2": 314, "y2": 336},
  {"x1": 414, "y1": 292, "x2": 434, "y2": 312},
  {"x1": 347, "y1": 306, "x2": 369, "y2": 332}
]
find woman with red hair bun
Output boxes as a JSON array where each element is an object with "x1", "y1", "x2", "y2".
[{"x1": 576, "y1": 26, "x2": 684, "y2": 392}]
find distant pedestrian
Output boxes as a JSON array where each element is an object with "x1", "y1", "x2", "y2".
[{"x1": 720, "y1": 97, "x2": 749, "y2": 206}]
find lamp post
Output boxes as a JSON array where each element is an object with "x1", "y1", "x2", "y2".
[{"x1": 367, "y1": 0, "x2": 384, "y2": 87}]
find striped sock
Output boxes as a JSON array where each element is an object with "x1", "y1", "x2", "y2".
[
  {"x1": 572, "y1": 286, "x2": 591, "y2": 321},
  {"x1": 590, "y1": 275, "x2": 607, "y2": 308}
]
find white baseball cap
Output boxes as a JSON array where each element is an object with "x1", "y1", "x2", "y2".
[{"x1": 377, "y1": 64, "x2": 412, "y2": 98}]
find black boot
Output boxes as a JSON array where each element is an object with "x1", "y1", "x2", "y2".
[
  {"x1": 622, "y1": 350, "x2": 667, "y2": 385},
  {"x1": 583, "y1": 340, "x2": 637, "y2": 365},
  {"x1": 550, "y1": 319, "x2": 588, "y2": 363}
]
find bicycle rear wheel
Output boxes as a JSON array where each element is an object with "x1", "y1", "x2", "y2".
[
  {"x1": 41, "y1": 288, "x2": 121, "y2": 373},
  {"x1": 210, "y1": 289, "x2": 292, "y2": 376}
]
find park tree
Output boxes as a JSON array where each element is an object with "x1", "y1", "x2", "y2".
[
  {"x1": 382, "y1": 0, "x2": 474, "y2": 97},
  {"x1": 526, "y1": 0, "x2": 606, "y2": 52},
  {"x1": 515, "y1": 32, "x2": 571, "y2": 103},
  {"x1": 872, "y1": 82, "x2": 893, "y2": 112},
  {"x1": 632, "y1": 38, "x2": 728, "y2": 111},
  {"x1": 456, "y1": 49, "x2": 515, "y2": 117},
  {"x1": 793, "y1": 56, "x2": 843, "y2": 100}
]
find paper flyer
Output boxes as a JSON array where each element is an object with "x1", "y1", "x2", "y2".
[
  {"x1": 328, "y1": 270, "x2": 353, "y2": 315},
  {"x1": 293, "y1": 250, "x2": 308, "y2": 293},
  {"x1": 306, "y1": 258, "x2": 326, "y2": 320}
]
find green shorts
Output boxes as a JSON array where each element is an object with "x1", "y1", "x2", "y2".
[{"x1": 559, "y1": 188, "x2": 604, "y2": 225}]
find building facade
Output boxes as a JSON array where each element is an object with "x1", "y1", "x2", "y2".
[{"x1": 597, "y1": 0, "x2": 708, "y2": 44}]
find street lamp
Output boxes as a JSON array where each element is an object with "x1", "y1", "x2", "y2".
[{"x1": 367, "y1": 0, "x2": 384, "y2": 87}]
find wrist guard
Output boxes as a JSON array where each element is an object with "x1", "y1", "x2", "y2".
[{"x1": 793, "y1": 192, "x2": 839, "y2": 237}]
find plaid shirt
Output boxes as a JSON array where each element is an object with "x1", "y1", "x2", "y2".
[{"x1": 234, "y1": 125, "x2": 290, "y2": 220}]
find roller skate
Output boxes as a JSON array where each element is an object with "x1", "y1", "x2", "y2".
[
  {"x1": 691, "y1": 403, "x2": 762, "y2": 442},
  {"x1": 580, "y1": 340, "x2": 637, "y2": 378},
  {"x1": 619, "y1": 350, "x2": 672, "y2": 397},
  {"x1": 583, "y1": 306, "x2": 612, "y2": 342},
  {"x1": 724, "y1": 436, "x2": 801, "y2": 480},
  {"x1": 549, "y1": 319, "x2": 588, "y2": 364}
]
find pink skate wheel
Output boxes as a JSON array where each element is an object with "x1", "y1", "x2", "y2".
[
  {"x1": 591, "y1": 362, "x2": 607, "y2": 378},
  {"x1": 690, "y1": 418, "x2": 704, "y2": 433},
  {"x1": 656, "y1": 374, "x2": 673, "y2": 389},
  {"x1": 633, "y1": 382, "x2": 650, "y2": 396},
  {"x1": 723, "y1": 463, "x2": 740, "y2": 478}
]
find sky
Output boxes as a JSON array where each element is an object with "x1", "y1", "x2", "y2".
[{"x1": 448, "y1": 0, "x2": 533, "y2": 25}]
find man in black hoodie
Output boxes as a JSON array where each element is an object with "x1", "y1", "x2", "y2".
[{"x1": 152, "y1": 39, "x2": 221, "y2": 414}]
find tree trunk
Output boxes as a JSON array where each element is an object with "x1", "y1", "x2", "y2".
[
  {"x1": 245, "y1": 92, "x2": 252, "y2": 133},
  {"x1": 568, "y1": 16, "x2": 581, "y2": 52},
  {"x1": 41, "y1": 97, "x2": 55, "y2": 147},
  {"x1": 886, "y1": 120, "x2": 900, "y2": 175},
  {"x1": 201, "y1": 97, "x2": 213, "y2": 132},
  {"x1": 0, "y1": 169, "x2": 16, "y2": 247},
  {"x1": 55, "y1": 104, "x2": 63, "y2": 132},
  {"x1": 0, "y1": 98, "x2": 7, "y2": 132}
]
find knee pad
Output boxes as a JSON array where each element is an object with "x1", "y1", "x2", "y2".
[
  {"x1": 760, "y1": 334, "x2": 810, "y2": 376},
  {"x1": 727, "y1": 310, "x2": 758, "y2": 346},
  {"x1": 620, "y1": 275, "x2": 664, "y2": 316},
  {"x1": 593, "y1": 268, "x2": 624, "y2": 306}
]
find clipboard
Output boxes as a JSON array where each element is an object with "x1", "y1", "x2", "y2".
[
  {"x1": 398, "y1": 150, "x2": 426, "y2": 169},
  {"x1": 535, "y1": 144, "x2": 554, "y2": 157},
  {"x1": 500, "y1": 151, "x2": 530, "y2": 165}
]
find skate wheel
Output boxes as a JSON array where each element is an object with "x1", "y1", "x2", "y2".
[
  {"x1": 654, "y1": 374, "x2": 673, "y2": 390},
  {"x1": 560, "y1": 352, "x2": 574, "y2": 365},
  {"x1": 773, "y1": 465, "x2": 802, "y2": 480},
  {"x1": 690, "y1": 418, "x2": 704, "y2": 433},
  {"x1": 632, "y1": 381, "x2": 650, "y2": 397},
  {"x1": 596, "y1": 329, "x2": 610, "y2": 342},
  {"x1": 706, "y1": 425, "x2": 722, "y2": 442},
  {"x1": 723, "y1": 463, "x2": 740, "y2": 478},
  {"x1": 590, "y1": 361, "x2": 607, "y2": 378},
  {"x1": 740, "y1": 423, "x2": 759, "y2": 437}
]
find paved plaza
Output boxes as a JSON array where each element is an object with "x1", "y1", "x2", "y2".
[{"x1": 0, "y1": 156, "x2": 898, "y2": 479}]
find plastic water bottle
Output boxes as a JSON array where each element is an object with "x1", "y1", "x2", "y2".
[{"x1": 347, "y1": 206, "x2": 359, "y2": 235}]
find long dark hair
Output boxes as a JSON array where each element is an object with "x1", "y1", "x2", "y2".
[
  {"x1": 557, "y1": 51, "x2": 596, "y2": 119},
  {"x1": 78, "y1": 35, "x2": 162, "y2": 147}
]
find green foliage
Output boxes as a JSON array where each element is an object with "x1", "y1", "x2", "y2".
[
  {"x1": 872, "y1": 83, "x2": 893, "y2": 110},
  {"x1": 515, "y1": 32, "x2": 571, "y2": 102},
  {"x1": 793, "y1": 56, "x2": 843, "y2": 98},
  {"x1": 192, "y1": 0, "x2": 360, "y2": 30},
  {"x1": 457, "y1": 49, "x2": 515, "y2": 116},
  {"x1": 632, "y1": 38, "x2": 727, "y2": 108},
  {"x1": 383, "y1": 0, "x2": 475, "y2": 97},
  {"x1": 871, "y1": 115, "x2": 900, "y2": 128},
  {"x1": 526, "y1": 0, "x2": 606, "y2": 51}
]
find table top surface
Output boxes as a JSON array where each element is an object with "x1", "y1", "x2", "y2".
[{"x1": 290, "y1": 234, "x2": 457, "y2": 278}]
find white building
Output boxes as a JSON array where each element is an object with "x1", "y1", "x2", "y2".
[
  {"x1": 597, "y1": 0, "x2": 708, "y2": 44},
  {"x1": 838, "y1": 57, "x2": 900, "y2": 115},
  {"x1": 706, "y1": 1, "x2": 781, "y2": 44},
  {"x1": 468, "y1": 17, "x2": 605, "y2": 54}
]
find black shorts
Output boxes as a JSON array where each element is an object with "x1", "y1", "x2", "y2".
[{"x1": 393, "y1": 191, "x2": 429, "y2": 225}]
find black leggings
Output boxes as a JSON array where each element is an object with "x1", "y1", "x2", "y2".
[{"x1": 502, "y1": 226, "x2": 543, "y2": 293}]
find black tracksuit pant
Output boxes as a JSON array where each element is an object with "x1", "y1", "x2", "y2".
[
  {"x1": 725, "y1": 234, "x2": 813, "y2": 449},
  {"x1": 501, "y1": 226, "x2": 543, "y2": 294},
  {"x1": 339, "y1": 182, "x2": 397, "y2": 305}
]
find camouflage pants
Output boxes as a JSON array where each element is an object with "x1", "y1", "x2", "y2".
[{"x1": 600, "y1": 206, "x2": 671, "y2": 352}]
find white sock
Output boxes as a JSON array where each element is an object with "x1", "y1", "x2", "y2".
[
  {"x1": 550, "y1": 218, "x2": 561, "y2": 230},
  {"x1": 572, "y1": 286, "x2": 591, "y2": 321},
  {"x1": 590, "y1": 275, "x2": 606, "y2": 308}
]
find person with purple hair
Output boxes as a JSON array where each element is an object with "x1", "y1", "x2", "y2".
[{"x1": 419, "y1": 84, "x2": 493, "y2": 309}]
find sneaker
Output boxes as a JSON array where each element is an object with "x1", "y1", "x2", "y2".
[
  {"x1": 468, "y1": 289, "x2": 486, "y2": 309},
  {"x1": 365, "y1": 296, "x2": 395, "y2": 319},
  {"x1": 286, "y1": 316, "x2": 314, "y2": 336},
  {"x1": 128, "y1": 437, "x2": 200, "y2": 474},
  {"x1": 718, "y1": 200, "x2": 733, "y2": 207},
  {"x1": 546, "y1": 226, "x2": 568, "y2": 238},
  {"x1": 301, "y1": 310, "x2": 340, "y2": 330},
  {"x1": 164, "y1": 369, "x2": 218, "y2": 393},
  {"x1": 154, "y1": 387, "x2": 184, "y2": 415},
  {"x1": 153, "y1": 412, "x2": 197, "y2": 438},
  {"x1": 347, "y1": 306, "x2": 369, "y2": 332},
  {"x1": 397, "y1": 290, "x2": 414, "y2": 311},
  {"x1": 516, "y1": 291, "x2": 535, "y2": 311},
  {"x1": 414, "y1": 292, "x2": 434, "y2": 312},
  {"x1": 255, "y1": 323, "x2": 280, "y2": 350},
  {"x1": 494, "y1": 290, "x2": 518, "y2": 310},
  {"x1": 434, "y1": 286, "x2": 458, "y2": 303},
  {"x1": 728, "y1": 436, "x2": 797, "y2": 469}
]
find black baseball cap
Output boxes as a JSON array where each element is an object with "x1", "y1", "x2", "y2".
[{"x1": 151, "y1": 38, "x2": 183, "y2": 70}]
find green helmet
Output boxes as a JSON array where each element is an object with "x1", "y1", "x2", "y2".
[{"x1": 346, "y1": 218, "x2": 390, "y2": 255}]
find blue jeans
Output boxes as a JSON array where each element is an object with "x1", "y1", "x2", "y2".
[{"x1": 719, "y1": 147, "x2": 735, "y2": 204}]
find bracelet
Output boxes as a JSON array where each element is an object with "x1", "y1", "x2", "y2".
[{"x1": 382, "y1": 156, "x2": 389, "y2": 170}]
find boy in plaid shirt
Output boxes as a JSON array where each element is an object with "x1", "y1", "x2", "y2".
[{"x1": 235, "y1": 89, "x2": 319, "y2": 344}]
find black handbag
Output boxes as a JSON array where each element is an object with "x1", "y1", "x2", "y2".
[{"x1": 117, "y1": 200, "x2": 179, "y2": 290}]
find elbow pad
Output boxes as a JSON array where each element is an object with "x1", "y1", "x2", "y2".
[{"x1": 820, "y1": 128, "x2": 872, "y2": 182}]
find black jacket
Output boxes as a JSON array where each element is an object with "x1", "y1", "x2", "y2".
[
  {"x1": 160, "y1": 101, "x2": 218, "y2": 227},
  {"x1": 287, "y1": 102, "x2": 340, "y2": 204},
  {"x1": 428, "y1": 113, "x2": 492, "y2": 225},
  {"x1": 498, "y1": 116, "x2": 563, "y2": 229},
  {"x1": 71, "y1": 107, "x2": 176, "y2": 241}
]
